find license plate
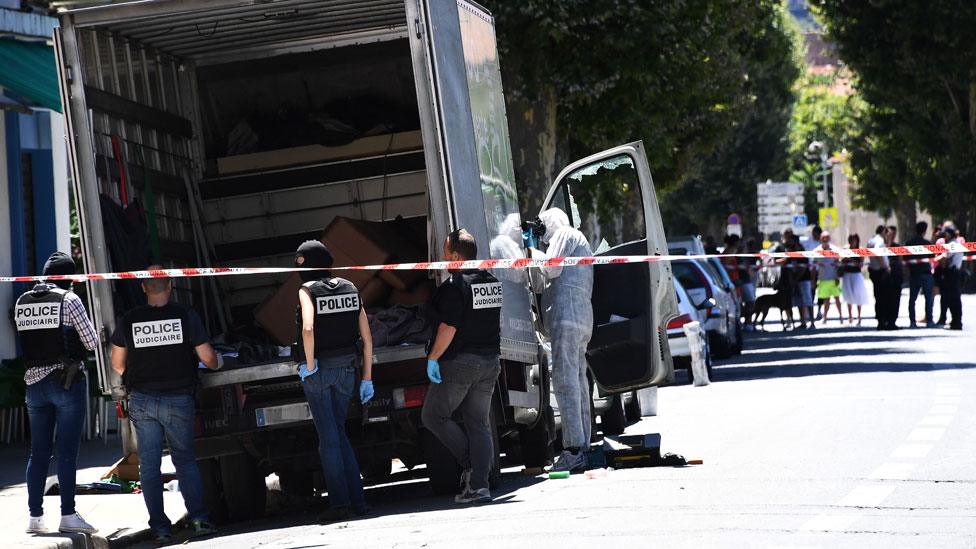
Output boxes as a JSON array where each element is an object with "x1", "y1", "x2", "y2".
[{"x1": 255, "y1": 402, "x2": 312, "y2": 427}]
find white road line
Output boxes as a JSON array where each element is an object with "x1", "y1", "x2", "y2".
[
  {"x1": 891, "y1": 443, "x2": 933, "y2": 459},
  {"x1": 935, "y1": 385, "x2": 962, "y2": 395},
  {"x1": 868, "y1": 462, "x2": 916, "y2": 480},
  {"x1": 934, "y1": 395, "x2": 962, "y2": 404},
  {"x1": 907, "y1": 427, "x2": 946, "y2": 442},
  {"x1": 918, "y1": 415, "x2": 954, "y2": 426},
  {"x1": 934, "y1": 369, "x2": 959, "y2": 377},
  {"x1": 928, "y1": 405, "x2": 958, "y2": 415},
  {"x1": 801, "y1": 514, "x2": 860, "y2": 532},
  {"x1": 836, "y1": 485, "x2": 896, "y2": 507}
]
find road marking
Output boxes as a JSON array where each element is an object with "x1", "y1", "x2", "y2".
[
  {"x1": 907, "y1": 427, "x2": 946, "y2": 442},
  {"x1": 801, "y1": 514, "x2": 860, "y2": 531},
  {"x1": 918, "y1": 415, "x2": 954, "y2": 426},
  {"x1": 868, "y1": 462, "x2": 915, "y2": 480},
  {"x1": 934, "y1": 395, "x2": 962, "y2": 404},
  {"x1": 935, "y1": 385, "x2": 962, "y2": 395},
  {"x1": 836, "y1": 485, "x2": 895, "y2": 507},
  {"x1": 890, "y1": 443, "x2": 933, "y2": 459},
  {"x1": 934, "y1": 369, "x2": 958, "y2": 377},
  {"x1": 928, "y1": 405, "x2": 958, "y2": 415}
]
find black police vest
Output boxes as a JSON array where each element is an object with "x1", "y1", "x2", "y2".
[
  {"x1": 297, "y1": 278, "x2": 361, "y2": 359},
  {"x1": 443, "y1": 270, "x2": 502, "y2": 359},
  {"x1": 15, "y1": 285, "x2": 68, "y2": 367},
  {"x1": 122, "y1": 304, "x2": 198, "y2": 392}
]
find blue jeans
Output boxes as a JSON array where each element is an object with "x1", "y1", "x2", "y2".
[
  {"x1": 301, "y1": 355, "x2": 366, "y2": 511},
  {"x1": 26, "y1": 372, "x2": 87, "y2": 517},
  {"x1": 908, "y1": 272, "x2": 934, "y2": 324},
  {"x1": 129, "y1": 390, "x2": 208, "y2": 534}
]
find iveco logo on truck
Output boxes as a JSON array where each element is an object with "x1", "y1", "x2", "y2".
[
  {"x1": 15, "y1": 303, "x2": 62, "y2": 331},
  {"x1": 132, "y1": 319, "x2": 184, "y2": 348},
  {"x1": 316, "y1": 294, "x2": 360, "y2": 315},
  {"x1": 471, "y1": 282, "x2": 503, "y2": 309}
]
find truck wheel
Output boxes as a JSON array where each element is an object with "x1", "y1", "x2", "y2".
[
  {"x1": 624, "y1": 391, "x2": 641, "y2": 423},
  {"x1": 278, "y1": 468, "x2": 313, "y2": 499},
  {"x1": 423, "y1": 430, "x2": 460, "y2": 495},
  {"x1": 196, "y1": 458, "x2": 228, "y2": 525},
  {"x1": 219, "y1": 453, "x2": 267, "y2": 522},
  {"x1": 518, "y1": 406, "x2": 554, "y2": 468},
  {"x1": 361, "y1": 456, "x2": 393, "y2": 484},
  {"x1": 600, "y1": 395, "x2": 626, "y2": 436}
]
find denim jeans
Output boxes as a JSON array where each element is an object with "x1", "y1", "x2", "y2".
[
  {"x1": 908, "y1": 272, "x2": 934, "y2": 324},
  {"x1": 26, "y1": 372, "x2": 87, "y2": 517},
  {"x1": 421, "y1": 353, "x2": 501, "y2": 491},
  {"x1": 301, "y1": 355, "x2": 367, "y2": 511},
  {"x1": 129, "y1": 390, "x2": 208, "y2": 535}
]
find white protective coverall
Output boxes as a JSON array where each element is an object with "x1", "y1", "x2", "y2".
[{"x1": 538, "y1": 208, "x2": 594, "y2": 450}]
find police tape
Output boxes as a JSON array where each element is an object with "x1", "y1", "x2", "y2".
[{"x1": 1, "y1": 242, "x2": 974, "y2": 283}]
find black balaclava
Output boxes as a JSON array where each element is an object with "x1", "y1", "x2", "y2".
[
  {"x1": 295, "y1": 240, "x2": 334, "y2": 282},
  {"x1": 42, "y1": 251, "x2": 76, "y2": 290}
]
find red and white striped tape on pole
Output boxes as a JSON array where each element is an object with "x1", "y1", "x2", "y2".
[{"x1": 1, "y1": 242, "x2": 973, "y2": 284}]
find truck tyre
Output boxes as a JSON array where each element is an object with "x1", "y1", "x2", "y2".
[
  {"x1": 423, "y1": 430, "x2": 460, "y2": 495},
  {"x1": 196, "y1": 458, "x2": 228, "y2": 524},
  {"x1": 361, "y1": 456, "x2": 393, "y2": 484},
  {"x1": 518, "y1": 406, "x2": 554, "y2": 468},
  {"x1": 600, "y1": 395, "x2": 626, "y2": 436},
  {"x1": 277, "y1": 468, "x2": 313, "y2": 499},
  {"x1": 219, "y1": 453, "x2": 267, "y2": 522},
  {"x1": 624, "y1": 391, "x2": 641, "y2": 423}
]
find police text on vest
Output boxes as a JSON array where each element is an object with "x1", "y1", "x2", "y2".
[
  {"x1": 316, "y1": 294, "x2": 360, "y2": 314},
  {"x1": 132, "y1": 319, "x2": 184, "y2": 348},
  {"x1": 15, "y1": 303, "x2": 62, "y2": 331},
  {"x1": 471, "y1": 282, "x2": 503, "y2": 309}
]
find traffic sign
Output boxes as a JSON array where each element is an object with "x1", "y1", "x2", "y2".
[
  {"x1": 819, "y1": 207, "x2": 838, "y2": 229},
  {"x1": 727, "y1": 213, "x2": 741, "y2": 226},
  {"x1": 792, "y1": 214, "x2": 807, "y2": 229}
]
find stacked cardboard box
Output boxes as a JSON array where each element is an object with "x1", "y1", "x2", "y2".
[{"x1": 254, "y1": 216, "x2": 431, "y2": 346}]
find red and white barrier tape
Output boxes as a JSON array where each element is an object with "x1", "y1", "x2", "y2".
[{"x1": 2, "y1": 242, "x2": 973, "y2": 283}]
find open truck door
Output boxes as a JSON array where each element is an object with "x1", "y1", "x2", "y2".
[{"x1": 540, "y1": 142, "x2": 678, "y2": 392}]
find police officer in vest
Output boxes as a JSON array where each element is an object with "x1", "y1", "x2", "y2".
[
  {"x1": 109, "y1": 267, "x2": 220, "y2": 543},
  {"x1": 17, "y1": 252, "x2": 98, "y2": 535},
  {"x1": 294, "y1": 240, "x2": 373, "y2": 522},
  {"x1": 421, "y1": 229, "x2": 502, "y2": 504}
]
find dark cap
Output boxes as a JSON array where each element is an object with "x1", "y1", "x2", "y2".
[
  {"x1": 42, "y1": 252, "x2": 76, "y2": 289},
  {"x1": 295, "y1": 240, "x2": 333, "y2": 282}
]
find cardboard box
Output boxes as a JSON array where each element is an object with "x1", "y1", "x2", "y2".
[
  {"x1": 360, "y1": 277, "x2": 391, "y2": 307},
  {"x1": 389, "y1": 279, "x2": 434, "y2": 306},
  {"x1": 101, "y1": 452, "x2": 140, "y2": 482},
  {"x1": 254, "y1": 273, "x2": 302, "y2": 346}
]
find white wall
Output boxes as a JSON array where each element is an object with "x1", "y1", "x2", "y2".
[
  {"x1": 50, "y1": 110, "x2": 71, "y2": 254},
  {"x1": 0, "y1": 110, "x2": 16, "y2": 360}
]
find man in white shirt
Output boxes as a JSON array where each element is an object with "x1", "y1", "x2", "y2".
[
  {"x1": 866, "y1": 225, "x2": 891, "y2": 329},
  {"x1": 940, "y1": 226, "x2": 963, "y2": 330}
]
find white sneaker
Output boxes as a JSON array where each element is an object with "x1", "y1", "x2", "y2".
[
  {"x1": 59, "y1": 512, "x2": 97, "y2": 534},
  {"x1": 26, "y1": 516, "x2": 46, "y2": 534}
]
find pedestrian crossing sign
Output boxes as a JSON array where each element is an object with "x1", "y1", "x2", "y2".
[{"x1": 819, "y1": 207, "x2": 838, "y2": 229}]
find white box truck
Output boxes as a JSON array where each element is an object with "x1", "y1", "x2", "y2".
[{"x1": 53, "y1": 0, "x2": 678, "y2": 521}]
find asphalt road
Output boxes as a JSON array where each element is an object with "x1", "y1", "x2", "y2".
[{"x1": 152, "y1": 294, "x2": 976, "y2": 549}]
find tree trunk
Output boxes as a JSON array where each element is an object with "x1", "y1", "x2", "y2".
[
  {"x1": 504, "y1": 85, "x2": 563, "y2": 216},
  {"x1": 894, "y1": 193, "x2": 916, "y2": 242}
]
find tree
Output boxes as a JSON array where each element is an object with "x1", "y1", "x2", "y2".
[
  {"x1": 812, "y1": 0, "x2": 976, "y2": 236},
  {"x1": 487, "y1": 0, "x2": 803, "y2": 228}
]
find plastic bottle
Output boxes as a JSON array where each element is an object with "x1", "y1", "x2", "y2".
[{"x1": 548, "y1": 471, "x2": 570, "y2": 479}]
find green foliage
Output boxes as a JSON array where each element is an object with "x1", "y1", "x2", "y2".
[
  {"x1": 812, "y1": 0, "x2": 976, "y2": 233},
  {"x1": 488, "y1": 0, "x2": 804, "y2": 209}
]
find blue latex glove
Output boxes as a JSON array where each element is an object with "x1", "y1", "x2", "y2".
[
  {"x1": 426, "y1": 359, "x2": 442, "y2": 384},
  {"x1": 298, "y1": 359, "x2": 319, "y2": 382},
  {"x1": 360, "y1": 380, "x2": 374, "y2": 404}
]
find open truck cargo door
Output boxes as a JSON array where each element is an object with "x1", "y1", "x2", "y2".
[{"x1": 539, "y1": 142, "x2": 678, "y2": 392}]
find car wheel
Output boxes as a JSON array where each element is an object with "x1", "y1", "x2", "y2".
[
  {"x1": 423, "y1": 430, "x2": 460, "y2": 495},
  {"x1": 519, "y1": 406, "x2": 554, "y2": 468},
  {"x1": 732, "y1": 321, "x2": 744, "y2": 355},
  {"x1": 624, "y1": 391, "x2": 641, "y2": 423},
  {"x1": 709, "y1": 331, "x2": 731, "y2": 359},
  {"x1": 600, "y1": 394, "x2": 626, "y2": 436}
]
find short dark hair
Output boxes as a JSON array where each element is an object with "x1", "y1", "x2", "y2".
[
  {"x1": 915, "y1": 221, "x2": 928, "y2": 235},
  {"x1": 447, "y1": 228, "x2": 478, "y2": 260},
  {"x1": 887, "y1": 225, "x2": 897, "y2": 233},
  {"x1": 875, "y1": 225, "x2": 885, "y2": 235},
  {"x1": 142, "y1": 265, "x2": 171, "y2": 295}
]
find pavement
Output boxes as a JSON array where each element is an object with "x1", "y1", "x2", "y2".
[
  {"x1": 7, "y1": 292, "x2": 975, "y2": 548},
  {"x1": 0, "y1": 439, "x2": 185, "y2": 548}
]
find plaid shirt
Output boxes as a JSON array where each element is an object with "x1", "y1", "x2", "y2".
[{"x1": 23, "y1": 284, "x2": 98, "y2": 385}]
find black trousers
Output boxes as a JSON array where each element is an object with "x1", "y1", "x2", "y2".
[
  {"x1": 888, "y1": 274, "x2": 903, "y2": 326},
  {"x1": 869, "y1": 269, "x2": 889, "y2": 323},
  {"x1": 942, "y1": 268, "x2": 963, "y2": 328}
]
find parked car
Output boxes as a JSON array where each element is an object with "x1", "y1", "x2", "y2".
[
  {"x1": 670, "y1": 259, "x2": 740, "y2": 359},
  {"x1": 669, "y1": 236, "x2": 743, "y2": 356},
  {"x1": 668, "y1": 278, "x2": 714, "y2": 379}
]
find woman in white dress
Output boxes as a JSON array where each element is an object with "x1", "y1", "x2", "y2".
[{"x1": 841, "y1": 233, "x2": 870, "y2": 325}]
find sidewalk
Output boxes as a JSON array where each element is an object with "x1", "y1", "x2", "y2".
[{"x1": 0, "y1": 440, "x2": 185, "y2": 548}]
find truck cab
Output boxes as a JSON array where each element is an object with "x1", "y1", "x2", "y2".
[{"x1": 54, "y1": 0, "x2": 677, "y2": 521}]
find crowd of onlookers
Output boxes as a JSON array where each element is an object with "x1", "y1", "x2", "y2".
[{"x1": 713, "y1": 221, "x2": 967, "y2": 332}]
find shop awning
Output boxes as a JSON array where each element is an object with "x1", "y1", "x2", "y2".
[{"x1": 0, "y1": 39, "x2": 61, "y2": 112}]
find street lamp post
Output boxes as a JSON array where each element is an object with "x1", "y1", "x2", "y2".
[{"x1": 807, "y1": 140, "x2": 831, "y2": 209}]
